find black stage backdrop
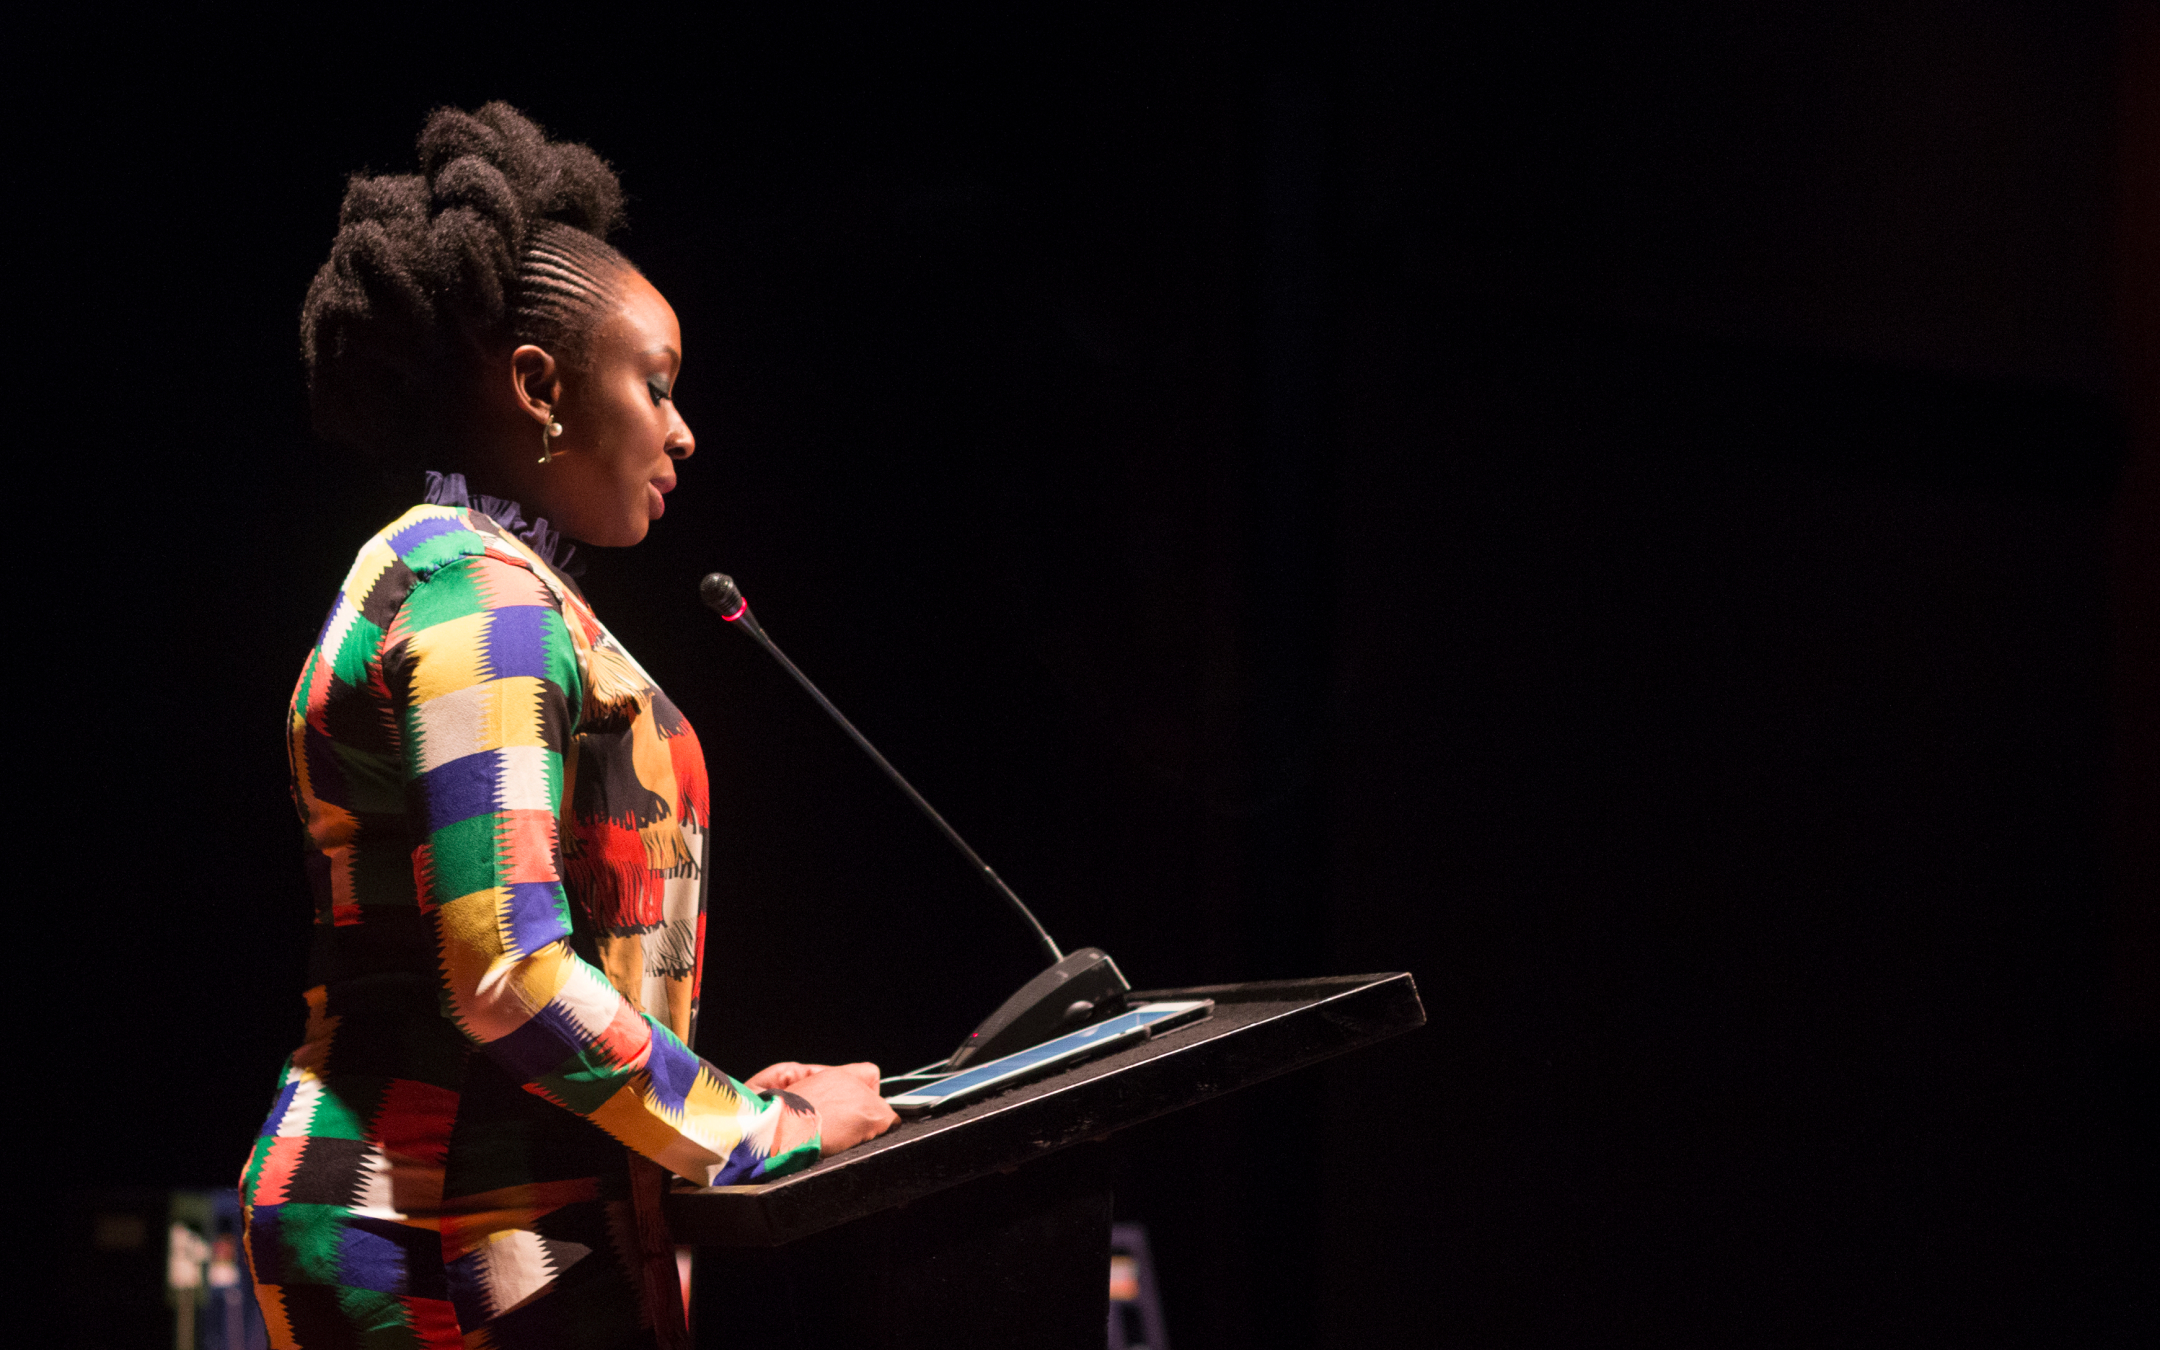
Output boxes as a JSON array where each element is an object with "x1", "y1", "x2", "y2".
[{"x1": 17, "y1": 4, "x2": 2155, "y2": 1345}]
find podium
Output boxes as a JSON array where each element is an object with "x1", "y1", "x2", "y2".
[{"x1": 670, "y1": 972, "x2": 1424, "y2": 1348}]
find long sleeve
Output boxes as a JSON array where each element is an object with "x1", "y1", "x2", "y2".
[{"x1": 384, "y1": 550, "x2": 816, "y2": 1185}]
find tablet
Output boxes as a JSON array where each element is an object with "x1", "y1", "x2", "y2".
[{"x1": 883, "y1": 1000, "x2": 1213, "y2": 1119}]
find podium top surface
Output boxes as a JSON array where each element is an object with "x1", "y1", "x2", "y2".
[{"x1": 668, "y1": 971, "x2": 1424, "y2": 1247}]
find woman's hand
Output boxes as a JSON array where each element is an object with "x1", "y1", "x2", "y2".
[
  {"x1": 745, "y1": 1061, "x2": 830, "y2": 1093},
  {"x1": 785, "y1": 1062, "x2": 900, "y2": 1156}
]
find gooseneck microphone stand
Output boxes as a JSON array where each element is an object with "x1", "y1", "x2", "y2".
[{"x1": 700, "y1": 573, "x2": 1128, "y2": 1070}]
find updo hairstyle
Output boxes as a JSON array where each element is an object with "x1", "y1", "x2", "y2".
[{"x1": 301, "y1": 102, "x2": 639, "y2": 462}]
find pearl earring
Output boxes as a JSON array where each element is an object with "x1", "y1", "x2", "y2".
[{"x1": 538, "y1": 416, "x2": 564, "y2": 464}]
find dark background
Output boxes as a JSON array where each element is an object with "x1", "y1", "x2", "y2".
[{"x1": 18, "y1": 2, "x2": 2157, "y2": 1345}]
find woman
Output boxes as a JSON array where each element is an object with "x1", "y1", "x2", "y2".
[{"x1": 241, "y1": 103, "x2": 897, "y2": 1348}]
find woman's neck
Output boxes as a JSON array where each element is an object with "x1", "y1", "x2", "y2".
[{"x1": 422, "y1": 470, "x2": 583, "y2": 576}]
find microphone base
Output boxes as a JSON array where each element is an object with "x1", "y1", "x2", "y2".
[{"x1": 946, "y1": 949, "x2": 1132, "y2": 1071}]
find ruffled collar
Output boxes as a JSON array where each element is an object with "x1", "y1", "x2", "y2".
[{"x1": 423, "y1": 471, "x2": 586, "y2": 577}]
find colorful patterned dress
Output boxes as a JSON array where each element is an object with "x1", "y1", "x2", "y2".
[{"x1": 241, "y1": 481, "x2": 816, "y2": 1349}]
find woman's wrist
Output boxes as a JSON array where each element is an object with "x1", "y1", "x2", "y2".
[{"x1": 768, "y1": 1087, "x2": 823, "y2": 1161}]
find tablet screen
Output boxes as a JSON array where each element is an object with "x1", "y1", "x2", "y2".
[{"x1": 885, "y1": 1001, "x2": 1211, "y2": 1113}]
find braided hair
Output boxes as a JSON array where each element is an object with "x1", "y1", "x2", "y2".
[{"x1": 301, "y1": 102, "x2": 639, "y2": 462}]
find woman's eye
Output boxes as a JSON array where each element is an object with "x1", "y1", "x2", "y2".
[{"x1": 647, "y1": 378, "x2": 673, "y2": 405}]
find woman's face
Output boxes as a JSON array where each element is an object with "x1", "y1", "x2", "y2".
[{"x1": 534, "y1": 270, "x2": 695, "y2": 548}]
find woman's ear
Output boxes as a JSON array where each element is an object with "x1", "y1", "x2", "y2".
[{"x1": 509, "y1": 344, "x2": 561, "y2": 424}]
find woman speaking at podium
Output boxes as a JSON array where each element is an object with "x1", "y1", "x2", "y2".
[{"x1": 240, "y1": 104, "x2": 897, "y2": 1347}]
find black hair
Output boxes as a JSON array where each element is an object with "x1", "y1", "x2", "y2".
[{"x1": 300, "y1": 102, "x2": 638, "y2": 462}]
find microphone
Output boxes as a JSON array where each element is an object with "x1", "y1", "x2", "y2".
[
  {"x1": 701, "y1": 573, "x2": 1129, "y2": 1070},
  {"x1": 699, "y1": 572, "x2": 752, "y2": 625}
]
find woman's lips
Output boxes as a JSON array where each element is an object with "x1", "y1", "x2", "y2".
[{"x1": 647, "y1": 479, "x2": 672, "y2": 520}]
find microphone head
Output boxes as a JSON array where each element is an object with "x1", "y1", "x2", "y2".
[{"x1": 699, "y1": 572, "x2": 748, "y2": 621}]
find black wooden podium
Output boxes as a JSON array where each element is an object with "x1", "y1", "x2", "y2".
[{"x1": 669, "y1": 972, "x2": 1424, "y2": 1348}]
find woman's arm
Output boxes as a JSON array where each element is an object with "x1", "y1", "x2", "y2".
[{"x1": 387, "y1": 551, "x2": 821, "y2": 1184}]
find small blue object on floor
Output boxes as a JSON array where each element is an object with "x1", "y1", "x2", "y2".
[{"x1": 1108, "y1": 1221, "x2": 1169, "y2": 1350}]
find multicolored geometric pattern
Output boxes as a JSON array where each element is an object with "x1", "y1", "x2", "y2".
[{"x1": 243, "y1": 502, "x2": 817, "y2": 1348}]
